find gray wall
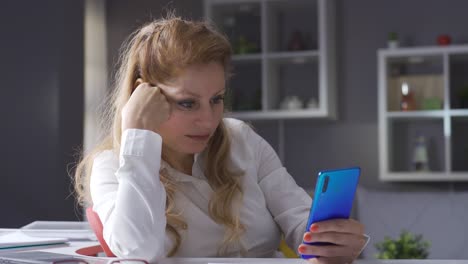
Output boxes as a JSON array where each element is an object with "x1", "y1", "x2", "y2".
[
  {"x1": 106, "y1": 0, "x2": 468, "y2": 192},
  {"x1": 106, "y1": 0, "x2": 203, "y2": 74},
  {"x1": 0, "y1": 1, "x2": 84, "y2": 227}
]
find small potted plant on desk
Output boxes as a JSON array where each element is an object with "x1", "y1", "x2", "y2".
[{"x1": 375, "y1": 230, "x2": 430, "y2": 259}]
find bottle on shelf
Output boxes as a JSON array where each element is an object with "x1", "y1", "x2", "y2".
[
  {"x1": 412, "y1": 135, "x2": 429, "y2": 171},
  {"x1": 400, "y1": 82, "x2": 416, "y2": 111},
  {"x1": 288, "y1": 31, "x2": 306, "y2": 51}
]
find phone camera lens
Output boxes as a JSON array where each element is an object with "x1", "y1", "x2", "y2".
[{"x1": 322, "y1": 175, "x2": 329, "y2": 193}]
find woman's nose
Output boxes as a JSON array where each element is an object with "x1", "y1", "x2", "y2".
[{"x1": 195, "y1": 105, "x2": 216, "y2": 128}]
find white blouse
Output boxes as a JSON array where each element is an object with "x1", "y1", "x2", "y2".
[{"x1": 90, "y1": 118, "x2": 312, "y2": 262}]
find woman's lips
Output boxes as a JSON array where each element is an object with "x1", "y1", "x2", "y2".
[{"x1": 186, "y1": 135, "x2": 210, "y2": 141}]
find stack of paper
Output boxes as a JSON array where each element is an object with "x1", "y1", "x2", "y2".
[
  {"x1": 21, "y1": 221, "x2": 96, "y2": 241},
  {"x1": 0, "y1": 231, "x2": 68, "y2": 251}
]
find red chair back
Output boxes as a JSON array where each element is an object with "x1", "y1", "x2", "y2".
[{"x1": 86, "y1": 207, "x2": 116, "y2": 257}]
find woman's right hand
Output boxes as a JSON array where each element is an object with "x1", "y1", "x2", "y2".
[{"x1": 121, "y1": 82, "x2": 171, "y2": 133}]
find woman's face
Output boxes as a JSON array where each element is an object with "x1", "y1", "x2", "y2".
[{"x1": 157, "y1": 62, "x2": 226, "y2": 157}]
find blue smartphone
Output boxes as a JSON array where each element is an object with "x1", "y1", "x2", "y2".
[{"x1": 300, "y1": 167, "x2": 361, "y2": 259}]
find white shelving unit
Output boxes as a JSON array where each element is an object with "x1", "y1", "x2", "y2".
[
  {"x1": 204, "y1": 0, "x2": 336, "y2": 120},
  {"x1": 378, "y1": 45, "x2": 468, "y2": 181},
  {"x1": 204, "y1": 0, "x2": 336, "y2": 162}
]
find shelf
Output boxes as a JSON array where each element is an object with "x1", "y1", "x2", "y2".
[
  {"x1": 387, "y1": 118, "x2": 445, "y2": 173},
  {"x1": 226, "y1": 109, "x2": 327, "y2": 120},
  {"x1": 378, "y1": 44, "x2": 468, "y2": 181},
  {"x1": 208, "y1": 0, "x2": 261, "y2": 4},
  {"x1": 379, "y1": 45, "x2": 468, "y2": 57},
  {"x1": 449, "y1": 109, "x2": 468, "y2": 117},
  {"x1": 266, "y1": 61, "x2": 319, "y2": 110},
  {"x1": 266, "y1": 50, "x2": 319, "y2": 62},
  {"x1": 232, "y1": 53, "x2": 262, "y2": 62},
  {"x1": 232, "y1": 50, "x2": 319, "y2": 62},
  {"x1": 379, "y1": 172, "x2": 468, "y2": 182},
  {"x1": 386, "y1": 110, "x2": 445, "y2": 119},
  {"x1": 205, "y1": 0, "x2": 336, "y2": 120}
]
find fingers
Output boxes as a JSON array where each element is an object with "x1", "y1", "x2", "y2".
[
  {"x1": 299, "y1": 244, "x2": 356, "y2": 258},
  {"x1": 132, "y1": 83, "x2": 169, "y2": 103},
  {"x1": 303, "y1": 232, "x2": 367, "y2": 251},
  {"x1": 300, "y1": 219, "x2": 367, "y2": 262},
  {"x1": 310, "y1": 219, "x2": 364, "y2": 235},
  {"x1": 155, "y1": 85, "x2": 174, "y2": 104},
  {"x1": 122, "y1": 81, "x2": 172, "y2": 132},
  {"x1": 133, "y1": 82, "x2": 158, "y2": 93}
]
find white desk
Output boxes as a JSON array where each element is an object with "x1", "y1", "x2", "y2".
[
  {"x1": 160, "y1": 259, "x2": 468, "y2": 264},
  {"x1": 40, "y1": 242, "x2": 468, "y2": 264}
]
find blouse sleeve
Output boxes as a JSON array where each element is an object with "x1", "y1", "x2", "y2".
[
  {"x1": 241, "y1": 124, "x2": 312, "y2": 252},
  {"x1": 90, "y1": 129, "x2": 169, "y2": 262}
]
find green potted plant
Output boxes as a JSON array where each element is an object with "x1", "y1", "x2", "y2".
[
  {"x1": 374, "y1": 230, "x2": 430, "y2": 259},
  {"x1": 388, "y1": 31, "x2": 399, "y2": 49}
]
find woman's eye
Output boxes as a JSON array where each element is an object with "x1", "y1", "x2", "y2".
[
  {"x1": 178, "y1": 100, "x2": 195, "y2": 109},
  {"x1": 211, "y1": 95, "x2": 225, "y2": 104}
]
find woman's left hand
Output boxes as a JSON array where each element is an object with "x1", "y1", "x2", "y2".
[{"x1": 298, "y1": 218, "x2": 367, "y2": 264}]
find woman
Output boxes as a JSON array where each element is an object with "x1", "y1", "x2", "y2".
[{"x1": 74, "y1": 15, "x2": 367, "y2": 264}]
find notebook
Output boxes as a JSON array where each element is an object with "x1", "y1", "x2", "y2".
[{"x1": 0, "y1": 231, "x2": 67, "y2": 251}]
